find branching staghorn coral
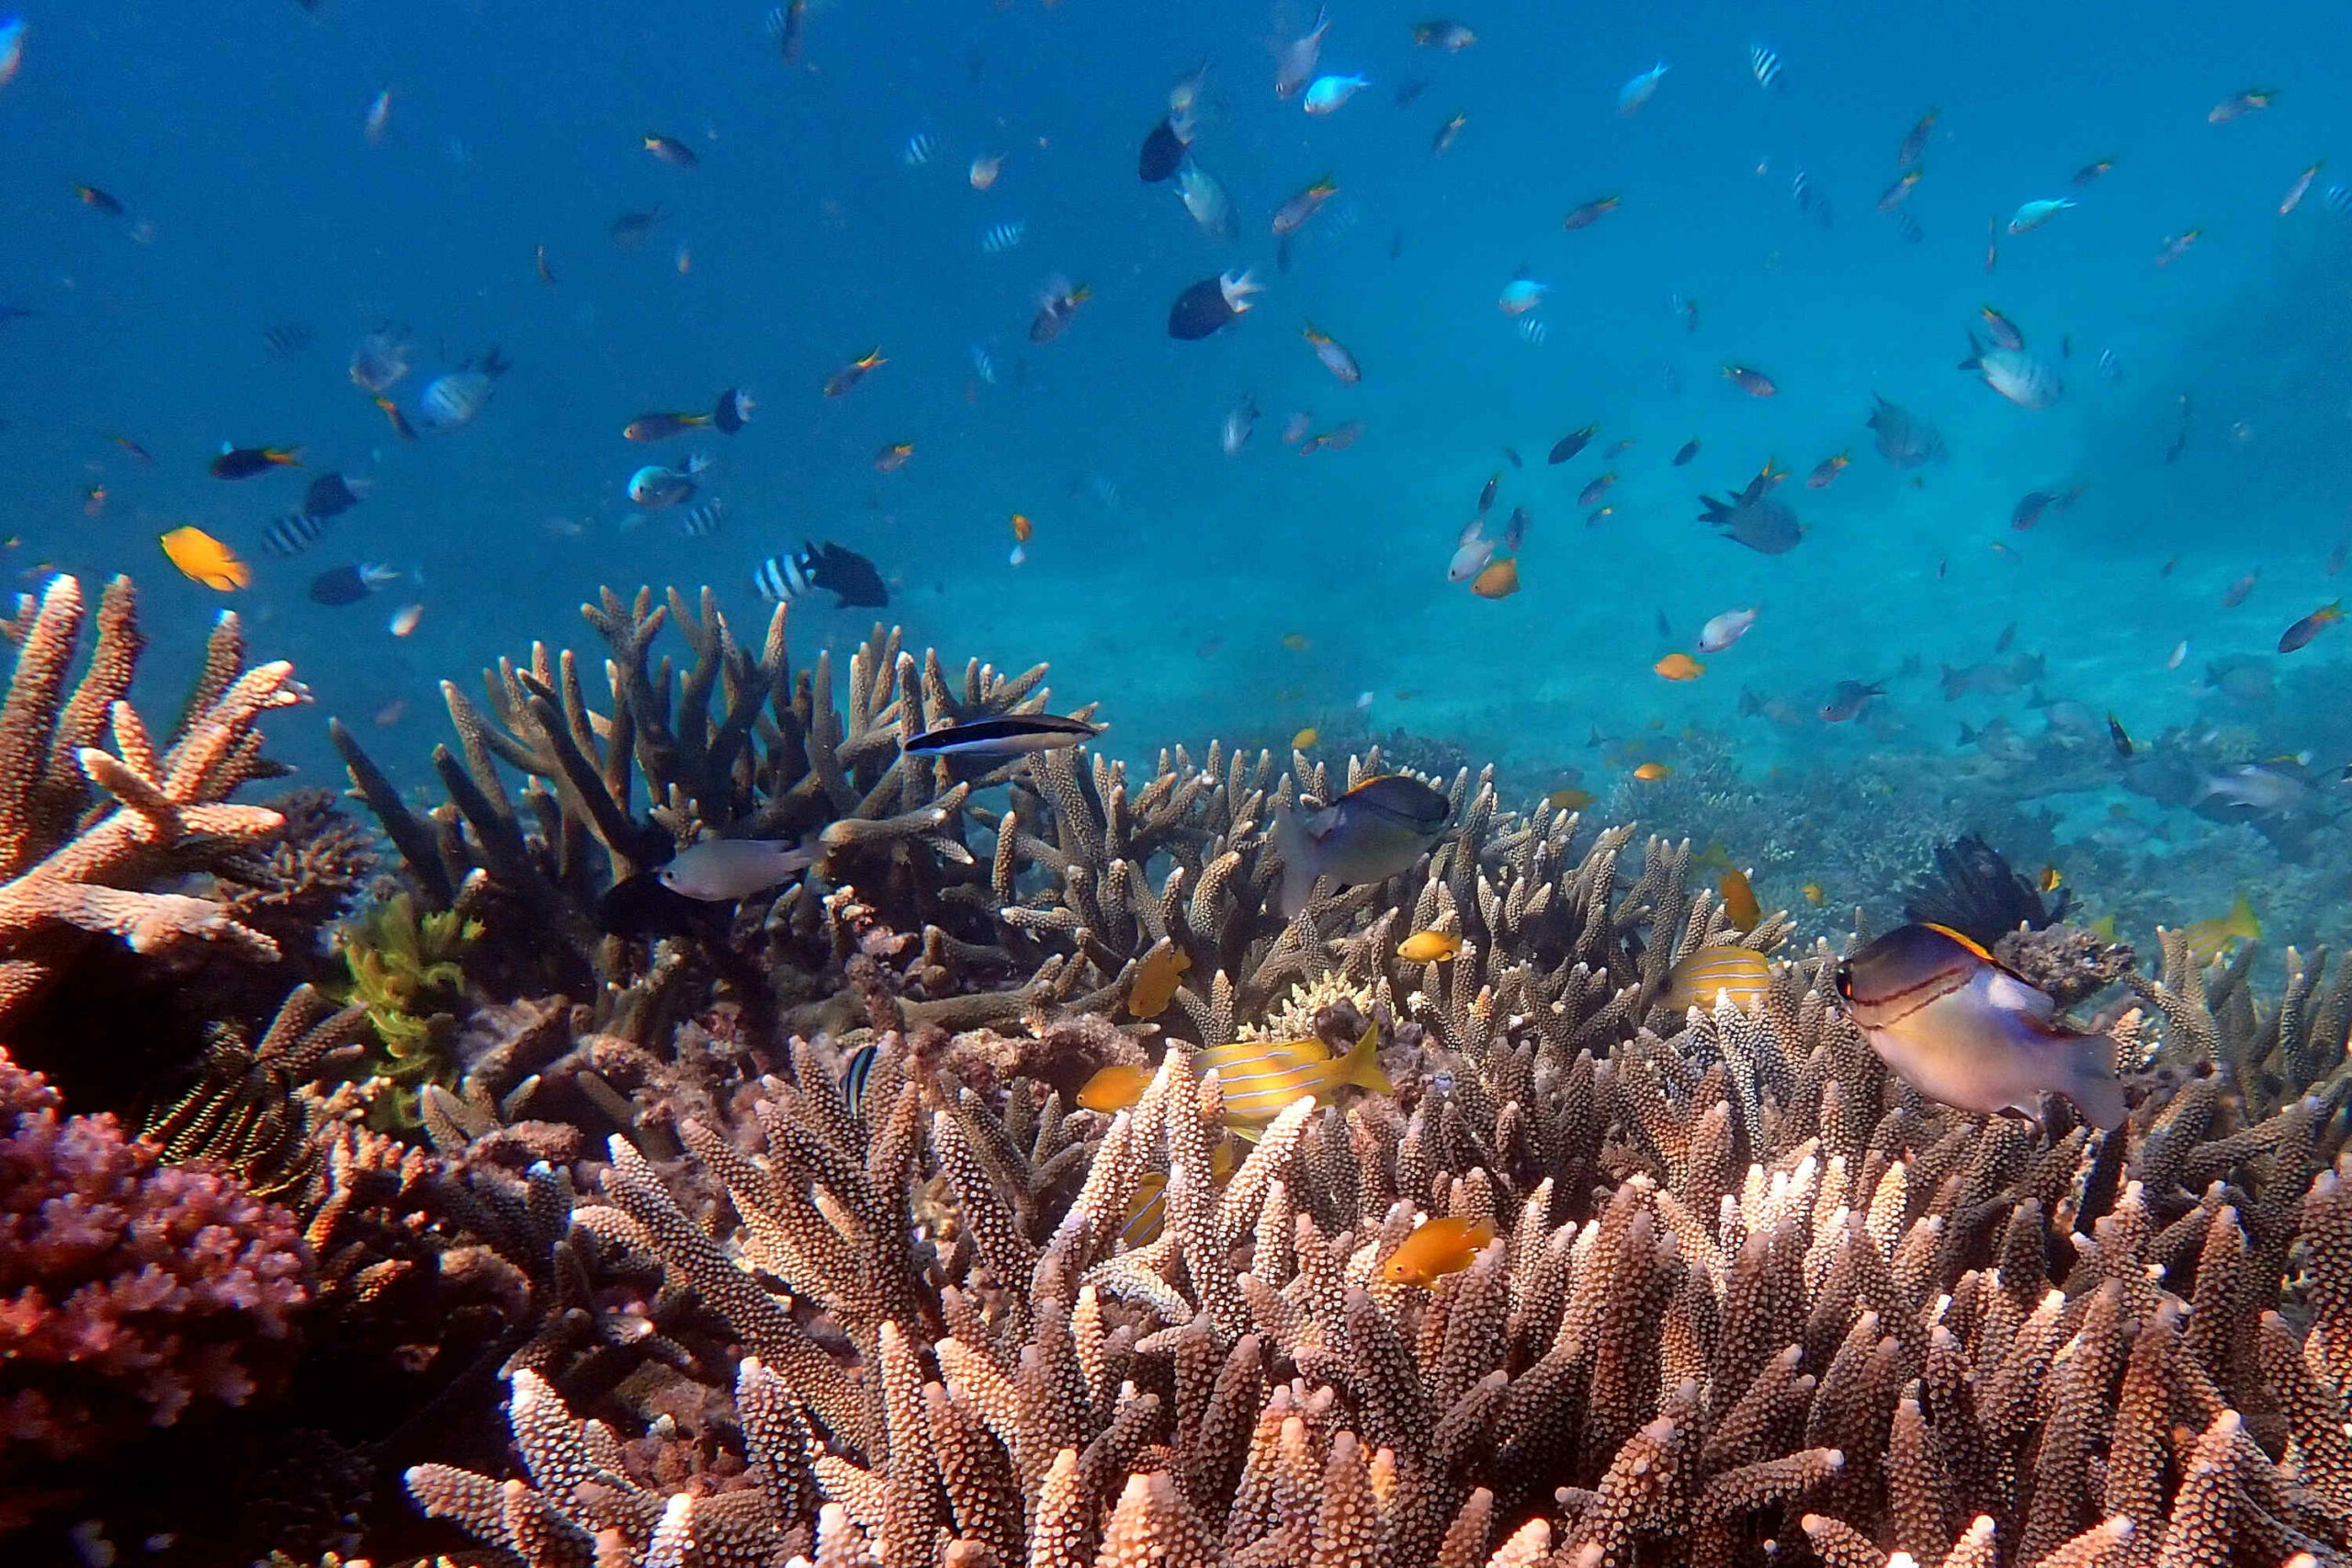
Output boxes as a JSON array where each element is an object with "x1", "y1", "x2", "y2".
[
  {"x1": 411, "y1": 931, "x2": 2352, "y2": 1568},
  {"x1": 0, "y1": 574, "x2": 305, "y2": 1028}
]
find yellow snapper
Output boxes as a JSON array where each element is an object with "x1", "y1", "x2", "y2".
[
  {"x1": 1833, "y1": 922, "x2": 2125, "y2": 1129},
  {"x1": 1659, "y1": 945, "x2": 1770, "y2": 1013},
  {"x1": 2180, "y1": 893, "x2": 2259, "y2": 968},
  {"x1": 1200, "y1": 1022, "x2": 1389, "y2": 1132},
  {"x1": 1272, "y1": 773, "x2": 1453, "y2": 916}
]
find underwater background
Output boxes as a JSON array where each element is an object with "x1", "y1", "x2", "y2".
[{"x1": 3, "y1": 0, "x2": 2351, "y2": 944}]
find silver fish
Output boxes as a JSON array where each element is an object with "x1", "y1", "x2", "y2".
[
  {"x1": 1960, "y1": 333, "x2": 2062, "y2": 410},
  {"x1": 1274, "y1": 6, "x2": 1329, "y2": 98},
  {"x1": 1222, "y1": 395, "x2": 1258, "y2": 456},
  {"x1": 1176, "y1": 158, "x2": 1235, "y2": 241},
  {"x1": 1272, "y1": 773, "x2": 1452, "y2": 917},
  {"x1": 417, "y1": 370, "x2": 493, "y2": 431},
  {"x1": 1834, "y1": 922, "x2": 2125, "y2": 1129},
  {"x1": 658, "y1": 839, "x2": 816, "y2": 901}
]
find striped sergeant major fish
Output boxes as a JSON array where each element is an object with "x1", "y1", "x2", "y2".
[
  {"x1": 752, "y1": 539, "x2": 890, "y2": 608},
  {"x1": 261, "y1": 510, "x2": 330, "y2": 558},
  {"x1": 1748, "y1": 43, "x2": 1783, "y2": 90}
]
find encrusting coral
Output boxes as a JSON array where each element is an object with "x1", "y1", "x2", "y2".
[{"x1": 9, "y1": 575, "x2": 2352, "y2": 1568}]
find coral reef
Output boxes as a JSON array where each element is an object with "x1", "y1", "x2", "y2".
[
  {"x1": 0, "y1": 1043, "x2": 309, "y2": 1529},
  {"x1": 11, "y1": 575, "x2": 2352, "y2": 1568}
]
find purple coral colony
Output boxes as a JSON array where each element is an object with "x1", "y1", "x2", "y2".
[{"x1": 0, "y1": 569, "x2": 2344, "y2": 1568}]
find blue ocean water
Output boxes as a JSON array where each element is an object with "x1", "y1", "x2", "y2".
[{"x1": 2, "y1": 0, "x2": 2348, "y2": 937}]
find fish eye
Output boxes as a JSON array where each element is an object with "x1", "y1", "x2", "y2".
[{"x1": 1831, "y1": 964, "x2": 1853, "y2": 999}]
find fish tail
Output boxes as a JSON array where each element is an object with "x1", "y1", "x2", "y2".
[
  {"x1": 1272, "y1": 804, "x2": 1316, "y2": 919},
  {"x1": 2070, "y1": 1032, "x2": 2128, "y2": 1131},
  {"x1": 1340, "y1": 1021, "x2": 1391, "y2": 1094}
]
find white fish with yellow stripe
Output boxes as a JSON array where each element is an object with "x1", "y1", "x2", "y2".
[{"x1": 1198, "y1": 1021, "x2": 1389, "y2": 1135}]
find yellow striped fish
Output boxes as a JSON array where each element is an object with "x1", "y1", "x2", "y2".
[
  {"x1": 1659, "y1": 945, "x2": 1770, "y2": 1013},
  {"x1": 1116, "y1": 1135, "x2": 1239, "y2": 1248},
  {"x1": 2180, "y1": 893, "x2": 2259, "y2": 969},
  {"x1": 1199, "y1": 1022, "x2": 1389, "y2": 1128}
]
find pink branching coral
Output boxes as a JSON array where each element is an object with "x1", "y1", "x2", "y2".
[{"x1": 0, "y1": 1043, "x2": 309, "y2": 1494}]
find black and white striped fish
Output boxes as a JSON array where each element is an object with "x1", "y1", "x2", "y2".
[
  {"x1": 2328, "y1": 184, "x2": 2352, "y2": 217},
  {"x1": 752, "y1": 539, "x2": 890, "y2": 609},
  {"x1": 260, "y1": 510, "x2": 330, "y2": 558},
  {"x1": 838, "y1": 1041, "x2": 879, "y2": 1111},
  {"x1": 675, "y1": 497, "x2": 726, "y2": 538},
  {"x1": 980, "y1": 220, "x2": 1027, "y2": 254},
  {"x1": 1749, "y1": 44, "x2": 1783, "y2": 90},
  {"x1": 1892, "y1": 209, "x2": 1924, "y2": 243},
  {"x1": 901, "y1": 131, "x2": 940, "y2": 167},
  {"x1": 1792, "y1": 169, "x2": 1833, "y2": 230},
  {"x1": 2098, "y1": 347, "x2": 2124, "y2": 383},
  {"x1": 261, "y1": 322, "x2": 312, "y2": 357}
]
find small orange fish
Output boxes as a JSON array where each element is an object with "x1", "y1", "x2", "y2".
[
  {"x1": 1544, "y1": 786, "x2": 1595, "y2": 811},
  {"x1": 1380, "y1": 1215, "x2": 1495, "y2": 1287},
  {"x1": 1723, "y1": 365, "x2": 1778, "y2": 397},
  {"x1": 1803, "y1": 882, "x2": 1826, "y2": 906},
  {"x1": 1654, "y1": 652, "x2": 1705, "y2": 681},
  {"x1": 374, "y1": 396, "x2": 417, "y2": 440},
  {"x1": 1396, "y1": 930, "x2": 1462, "y2": 963},
  {"x1": 159, "y1": 525, "x2": 251, "y2": 592},
  {"x1": 1472, "y1": 557, "x2": 1520, "y2": 599},
  {"x1": 874, "y1": 442, "x2": 914, "y2": 472},
  {"x1": 1719, "y1": 867, "x2": 1760, "y2": 930},
  {"x1": 1126, "y1": 944, "x2": 1192, "y2": 1020},
  {"x1": 1078, "y1": 1063, "x2": 1156, "y2": 1111},
  {"x1": 1011, "y1": 513, "x2": 1033, "y2": 542},
  {"x1": 1632, "y1": 761, "x2": 1671, "y2": 781},
  {"x1": 1291, "y1": 727, "x2": 1319, "y2": 750}
]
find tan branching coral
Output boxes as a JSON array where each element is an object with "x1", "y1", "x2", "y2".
[
  {"x1": 0, "y1": 574, "x2": 305, "y2": 1026},
  {"x1": 407, "y1": 929, "x2": 2352, "y2": 1568}
]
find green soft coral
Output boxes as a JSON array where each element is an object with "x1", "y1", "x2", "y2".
[{"x1": 334, "y1": 891, "x2": 481, "y2": 1123}]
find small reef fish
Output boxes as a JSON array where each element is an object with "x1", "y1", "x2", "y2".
[
  {"x1": 2107, "y1": 714, "x2": 2134, "y2": 757},
  {"x1": 1978, "y1": 305, "x2": 2026, "y2": 352},
  {"x1": 2072, "y1": 158, "x2": 2117, "y2": 186},
  {"x1": 1201, "y1": 1022, "x2": 1389, "y2": 1127},
  {"x1": 1617, "y1": 62, "x2": 1668, "y2": 117},
  {"x1": 1292, "y1": 728, "x2": 1318, "y2": 750},
  {"x1": 609, "y1": 206, "x2": 664, "y2": 247},
  {"x1": 416, "y1": 350, "x2": 509, "y2": 433},
  {"x1": 2222, "y1": 571, "x2": 2259, "y2": 608},
  {"x1": 261, "y1": 511, "x2": 328, "y2": 558},
  {"x1": 1698, "y1": 469, "x2": 1804, "y2": 555},
  {"x1": 73, "y1": 183, "x2": 126, "y2": 217},
  {"x1": 2209, "y1": 87, "x2": 2278, "y2": 123},
  {"x1": 1078, "y1": 1063, "x2": 1156, "y2": 1112},
  {"x1": 1302, "y1": 74, "x2": 1371, "y2": 115},
  {"x1": 388, "y1": 603, "x2": 424, "y2": 637},
  {"x1": 902, "y1": 714, "x2": 1103, "y2": 757},
  {"x1": 1396, "y1": 930, "x2": 1462, "y2": 963},
  {"x1": 627, "y1": 453, "x2": 712, "y2": 508},
  {"x1": 1719, "y1": 868, "x2": 1761, "y2": 930},
  {"x1": 1834, "y1": 922, "x2": 2126, "y2": 1129},
  {"x1": 874, "y1": 442, "x2": 914, "y2": 472},
  {"x1": 210, "y1": 445, "x2": 300, "y2": 479},
  {"x1": 1960, "y1": 334, "x2": 2063, "y2": 409},
  {"x1": 968, "y1": 153, "x2": 1003, "y2": 190},
  {"x1": 1660, "y1": 944, "x2": 1769, "y2": 1013},
  {"x1": 1029, "y1": 278, "x2": 1092, "y2": 343},
  {"x1": 980, "y1": 220, "x2": 1028, "y2": 253},
  {"x1": 1806, "y1": 452, "x2": 1850, "y2": 488},
  {"x1": 1563, "y1": 195, "x2": 1621, "y2": 231},
  {"x1": 1577, "y1": 472, "x2": 1616, "y2": 508},
  {"x1": 2181, "y1": 894, "x2": 2260, "y2": 967},
  {"x1": 1544, "y1": 787, "x2": 1595, "y2": 812},
  {"x1": 1125, "y1": 944, "x2": 1192, "y2": 1019},
  {"x1": 1471, "y1": 558, "x2": 1519, "y2": 599},
  {"x1": 823, "y1": 348, "x2": 886, "y2": 397},
  {"x1": 1175, "y1": 160, "x2": 1235, "y2": 240},
  {"x1": 643, "y1": 133, "x2": 697, "y2": 168},
  {"x1": 1272, "y1": 773, "x2": 1452, "y2": 917},
  {"x1": 1411, "y1": 20, "x2": 1476, "y2": 50},
  {"x1": 2154, "y1": 229, "x2": 2203, "y2": 268},
  {"x1": 1697, "y1": 607, "x2": 1758, "y2": 653},
  {"x1": 1897, "y1": 107, "x2": 1939, "y2": 165},
  {"x1": 304, "y1": 472, "x2": 370, "y2": 518},
  {"x1": 1748, "y1": 43, "x2": 1782, "y2": 90},
  {"x1": 1138, "y1": 118, "x2": 1187, "y2": 182},
  {"x1": 2278, "y1": 601, "x2": 2344, "y2": 653},
  {"x1": 159, "y1": 526, "x2": 250, "y2": 592},
  {"x1": 1380, "y1": 1216, "x2": 1493, "y2": 1288},
  {"x1": 2009, "y1": 487, "x2": 2083, "y2": 531},
  {"x1": 1432, "y1": 112, "x2": 1467, "y2": 155},
  {"x1": 657, "y1": 840, "x2": 816, "y2": 902},
  {"x1": 1222, "y1": 397, "x2": 1258, "y2": 455},
  {"x1": 625, "y1": 389, "x2": 754, "y2": 441},
  {"x1": 1820, "y1": 680, "x2": 1886, "y2": 722},
  {"x1": 1548, "y1": 425, "x2": 1598, "y2": 465},
  {"x1": 752, "y1": 540, "x2": 890, "y2": 608},
  {"x1": 1876, "y1": 170, "x2": 1922, "y2": 212},
  {"x1": 1275, "y1": 8, "x2": 1331, "y2": 99},
  {"x1": 2007, "y1": 198, "x2": 2075, "y2": 233},
  {"x1": 1673, "y1": 438, "x2": 1701, "y2": 466},
  {"x1": 1722, "y1": 365, "x2": 1777, "y2": 397},
  {"x1": 0, "y1": 15, "x2": 24, "y2": 88},
  {"x1": 1272, "y1": 175, "x2": 1340, "y2": 237},
  {"x1": 1301, "y1": 321, "x2": 1361, "y2": 383},
  {"x1": 1632, "y1": 761, "x2": 1671, "y2": 781},
  {"x1": 1168, "y1": 272, "x2": 1261, "y2": 340},
  {"x1": 1497, "y1": 273, "x2": 1548, "y2": 314},
  {"x1": 309, "y1": 562, "x2": 400, "y2": 606},
  {"x1": 2281, "y1": 162, "x2": 2324, "y2": 216},
  {"x1": 1654, "y1": 653, "x2": 1704, "y2": 682}
]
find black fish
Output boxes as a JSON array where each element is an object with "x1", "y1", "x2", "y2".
[
  {"x1": 1548, "y1": 424, "x2": 1598, "y2": 464},
  {"x1": 1167, "y1": 276, "x2": 1248, "y2": 341},
  {"x1": 1394, "y1": 78, "x2": 1430, "y2": 107},
  {"x1": 1698, "y1": 470, "x2": 1804, "y2": 555},
  {"x1": 1902, "y1": 833, "x2": 2073, "y2": 944},
  {"x1": 752, "y1": 540, "x2": 888, "y2": 609},
  {"x1": 609, "y1": 206, "x2": 664, "y2": 247},
  {"x1": 902, "y1": 714, "x2": 1103, "y2": 757},
  {"x1": 210, "y1": 446, "x2": 300, "y2": 479},
  {"x1": 1138, "y1": 118, "x2": 1185, "y2": 183},
  {"x1": 713, "y1": 388, "x2": 754, "y2": 434},
  {"x1": 2108, "y1": 713, "x2": 2133, "y2": 758},
  {"x1": 73, "y1": 184, "x2": 126, "y2": 217},
  {"x1": 1673, "y1": 437, "x2": 1700, "y2": 466},
  {"x1": 303, "y1": 472, "x2": 367, "y2": 518},
  {"x1": 308, "y1": 563, "x2": 388, "y2": 606}
]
